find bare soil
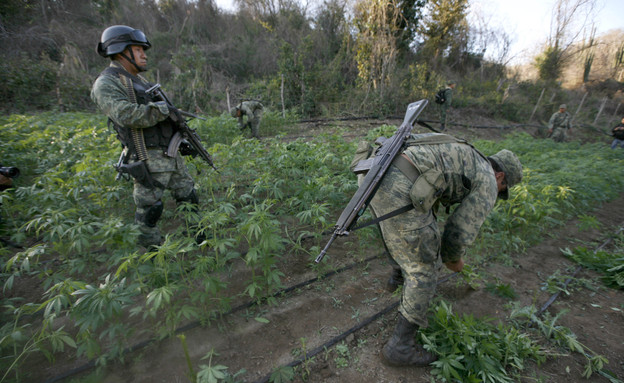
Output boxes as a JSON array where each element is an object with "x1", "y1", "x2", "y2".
[{"x1": 27, "y1": 115, "x2": 624, "y2": 382}]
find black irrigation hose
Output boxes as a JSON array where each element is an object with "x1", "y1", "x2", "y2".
[
  {"x1": 251, "y1": 223, "x2": 624, "y2": 382},
  {"x1": 42, "y1": 253, "x2": 384, "y2": 383},
  {"x1": 538, "y1": 225, "x2": 624, "y2": 316},
  {"x1": 252, "y1": 270, "x2": 462, "y2": 383}
]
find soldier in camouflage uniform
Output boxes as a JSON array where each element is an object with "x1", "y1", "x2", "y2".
[
  {"x1": 438, "y1": 81, "x2": 455, "y2": 130},
  {"x1": 353, "y1": 133, "x2": 522, "y2": 367},
  {"x1": 231, "y1": 101, "x2": 264, "y2": 139},
  {"x1": 548, "y1": 104, "x2": 572, "y2": 142},
  {"x1": 91, "y1": 25, "x2": 199, "y2": 248}
]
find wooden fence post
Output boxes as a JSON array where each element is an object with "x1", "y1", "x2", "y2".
[
  {"x1": 281, "y1": 74, "x2": 286, "y2": 119},
  {"x1": 529, "y1": 88, "x2": 545, "y2": 122},
  {"x1": 607, "y1": 102, "x2": 621, "y2": 126},
  {"x1": 572, "y1": 92, "x2": 587, "y2": 122},
  {"x1": 593, "y1": 97, "x2": 608, "y2": 125},
  {"x1": 226, "y1": 86, "x2": 231, "y2": 114}
]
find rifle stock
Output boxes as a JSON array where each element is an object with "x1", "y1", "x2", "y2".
[{"x1": 314, "y1": 100, "x2": 428, "y2": 263}]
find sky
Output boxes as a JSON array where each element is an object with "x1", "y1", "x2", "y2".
[
  {"x1": 214, "y1": 0, "x2": 624, "y2": 64},
  {"x1": 470, "y1": 0, "x2": 624, "y2": 64}
]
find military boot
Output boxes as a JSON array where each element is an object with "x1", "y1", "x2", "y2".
[
  {"x1": 382, "y1": 313, "x2": 437, "y2": 367},
  {"x1": 386, "y1": 267, "x2": 404, "y2": 292}
]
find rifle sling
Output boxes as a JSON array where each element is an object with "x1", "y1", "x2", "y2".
[
  {"x1": 350, "y1": 203, "x2": 414, "y2": 231},
  {"x1": 350, "y1": 155, "x2": 420, "y2": 231},
  {"x1": 415, "y1": 119, "x2": 441, "y2": 133}
]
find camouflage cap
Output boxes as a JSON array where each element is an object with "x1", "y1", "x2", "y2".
[
  {"x1": 559, "y1": 104, "x2": 567, "y2": 109},
  {"x1": 489, "y1": 149, "x2": 522, "y2": 200}
]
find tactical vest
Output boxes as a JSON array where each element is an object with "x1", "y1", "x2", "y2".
[
  {"x1": 403, "y1": 133, "x2": 492, "y2": 209},
  {"x1": 100, "y1": 67, "x2": 175, "y2": 152}
]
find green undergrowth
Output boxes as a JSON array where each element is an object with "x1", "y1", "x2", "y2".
[
  {"x1": 1, "y1": 113, "x2": 623, "y2": 381},
  {"x1": 422, "y1": 300, "x2": 613, "y2": 382}
]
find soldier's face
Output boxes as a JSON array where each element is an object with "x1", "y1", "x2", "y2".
[
  {"x1": 495, "y1": 172, "x2": 507, "y2": 195},
  {"x1": 129, "y1": 45, "x2": 147, "y2": 68},
  {"x1": 559, "y1": 108, "x2": 566, "y2": 113}
]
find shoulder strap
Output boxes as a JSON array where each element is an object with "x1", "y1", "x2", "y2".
[
  {"x1": 405, "y1": 133, "x2": 490, "y2": 164},
  {"x1": 103, "y1": 66, "x2": 150, "y2": 162}
]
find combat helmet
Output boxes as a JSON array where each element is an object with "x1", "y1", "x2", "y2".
[
  {"x1": 489, "y1": 149, "x2": 522, "y2": 200},
  {"x1": 97, "y1": 25, "x2": 151, "y2": 58}
]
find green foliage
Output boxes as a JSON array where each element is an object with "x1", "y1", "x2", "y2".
[
  {"x1": 269, "y1": 365, "x2": 295, "y2": 383},
  {"x1": 509, "y1": 304, "x2": 610, "y2": 379},
  {"x1": 423, "y1": 300, "x2": 545, "y2": 382},
  {"x1": 2, "y1": 113, "x2": 624, "y2": 379},
  {"x1": 562, "y1": 245, "x2": 624, "y2": 289},
  {"x1": 535, "y1": 46, "x2": 564, "y2": 83},
  {"x1": 485, "y1": 282, "x2": 517, "y2": 300}
]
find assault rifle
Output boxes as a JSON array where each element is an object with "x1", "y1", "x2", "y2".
[
  {"x1": 315, "y1": 100, "x2": 428, "y2": 263},
  {"x1": 146, "y1": 84, "x2": 219, "y2": 173}
]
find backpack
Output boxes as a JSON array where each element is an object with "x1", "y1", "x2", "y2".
[{"x1": 434, "y1": 88, "x2": 446, "y2": 104}]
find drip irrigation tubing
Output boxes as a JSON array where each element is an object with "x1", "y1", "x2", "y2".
[
  {"x1": 537, "y1": 225, "x2": 624, "y2": 316},
  {"x1": 252, "y1": 270, "x2": 462, "y2": 383},
  {"x1": 42, "y1": 253, "x2": 384, "y2": 383},
  {"x1": 296, "y1": 114, "x2": 545, "y2": 131},
  {"x1": 39, "y1": 223, "x2": 624, "y2": 382},
  {"x1": 252, "y1": 224, "x2": 624, "y2": 382}
]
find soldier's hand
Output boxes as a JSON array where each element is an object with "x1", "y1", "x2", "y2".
[{"x1": 444, "y1": 258, "x2": 464, "y2": 272}]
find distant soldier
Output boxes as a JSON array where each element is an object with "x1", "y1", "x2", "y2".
[
  {"x1": 231, "y1": 101, "x2": 263, "y2": 139},
  {"x1": 436, "y1": 81, "x2": 456, "y2": 130},
  {"x1": 610, "y1": 116, "x2": 624, "y2": 149},
  {"x1": 91, "y1": 25, "x2": 202, "y2": 248},
  {"x1": 548, "y1": 104, "x2": 572, "y2": 142}
]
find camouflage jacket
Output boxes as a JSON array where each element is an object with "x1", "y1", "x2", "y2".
[
  {"x1": 548, "y1": 111, "x2": 571, "y2": 130},
  {"x1": 402, "y1": 136, "x2": 498, "y2": 262},
  {"x1": 91, "y1": 62, "x2": 170, "y2": 130},
  {"x1": 441, "y1": 87, "x2": 453, "y2": 106}
]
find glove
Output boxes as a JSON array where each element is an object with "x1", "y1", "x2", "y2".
[{"x1": 180, "y1": 140, "x2": 199, "y2": 157}]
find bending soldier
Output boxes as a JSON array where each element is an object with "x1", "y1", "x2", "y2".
[
  {"x1": 91, "y1": 25, "x2": 201, "y2": 248},
  {"x1": 548, "y1": 104, "x2": 572, "y2": 142},
  {"x1": 231, "y1": 101, "x2": 263, "y2": 139},
  {"x1": 353, "y1": 133, "x2": 522, "y2": 367}
]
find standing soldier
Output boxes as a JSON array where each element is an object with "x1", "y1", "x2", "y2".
[
  {"x1": 548, "y1": 104, "x2": 572, "y2": 142},
  {"x1": 91, "y1": 25, "x2": 201, "y2": 248},
  {"x1": 437, "y1": 81, "x2": 456, "y2": 130},
  {"x1": 231, "y1": 101, "x2": 264, "y2": 139}
]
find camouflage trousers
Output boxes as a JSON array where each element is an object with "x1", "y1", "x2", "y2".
[
  {"x1": 438, "y1": 104, "x2": 449, "y2": 130},
  {"x1": 369, "y1": 166, "x2": 442, "y2": 327},
  {"x1": 241, "y1": 110, "x2": 263, "y2": 138},
  {"x1": 133, "y1": 149, "x2": 195, "y2": 247},
  {"x1": 551, "y1": 127, "x2": 567, "y2": 142}
]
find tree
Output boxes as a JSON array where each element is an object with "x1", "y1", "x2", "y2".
[
  {"x1": 353, "y1": 0, "x2": 402, "y2": 99},
  {"x1": 535, "y1": 0, "x2": 597, "y2": 82},
  {"x1": 418, "y1": 0, "x2": 469, "y2": 69}
]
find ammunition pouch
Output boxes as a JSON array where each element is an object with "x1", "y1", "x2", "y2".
[
  {"x1": 409, "y1": 168, "x2": 445, "y2": 214},
  {"x1": 117, "y1": 161, "x2": 164, "y2": 189},
  {"x1": 135, "y1": 200, "x2": 164, "y2": 227}
]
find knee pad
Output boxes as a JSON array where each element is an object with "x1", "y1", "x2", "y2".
[
  {"x1": 135, "y1": 200, "x2": 164, "y2": 227},
  {"x1": 176, "y1": 189, "x2": 199, "y2": 205}
]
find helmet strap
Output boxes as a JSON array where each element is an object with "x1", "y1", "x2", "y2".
[{"x1": 119, "y1": 50, "x2": 145, "y2": 73}]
